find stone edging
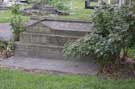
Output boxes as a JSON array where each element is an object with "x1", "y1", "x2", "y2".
[
  {"x1": 31, "y1": 16, "x2": 92, "y2": 23},
  {"x1": 27, "y1": 17, "x2": 92, "y2": 27}
]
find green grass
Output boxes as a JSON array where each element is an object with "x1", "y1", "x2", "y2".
[
  {"x1": 0, "y1": 8, "x2": 29, "y2": 23},
  {"x1": 54, "y1": 0, "x2": 94, "y2": 20},
  {"x1": 0, "y1": 68, "x2": 135, "y2": 89},
  {"x1": 0, "y1": 10, "x2": 13, "y2": 23},
  {"x1": 0, "y1": 4, "x2": 32, "y2": 23},
  {"x1": 0, "y1": 0, "x2": 93, "y2": 22}
]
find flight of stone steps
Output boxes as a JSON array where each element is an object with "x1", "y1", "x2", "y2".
[{"x1": 15, "y1": 18, "x2": 93, "y2": 59}]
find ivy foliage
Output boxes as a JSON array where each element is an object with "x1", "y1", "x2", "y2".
[{"x1": 64, "y1": 5, "x2": 135, "y2": 65}]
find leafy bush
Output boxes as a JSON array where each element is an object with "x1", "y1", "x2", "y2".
[
  {"x1": 55, "y1": 1, "x2": 68, "y2": 10},
  {"x1": 10, "y1": 4, "x2": 21, "y2": 15},
  {"x1": 0, "y1": 41, "x2": 15, "y2": 58},
  {"x1": 0, "y1": 41, "x2": 15, "y2": 51},
  {"x1": 0, "y1": 41, "x2": 8, "y2": 50},
  {"x1": 64, "y1": 5, "x2": 135, "y2": 70},
  {"x1": 10, "y1": 16, "x2": 25, "y2": 41},
  {"x1": 26, "y1": 0, "x2": 36, "y2": 3},
  {"x1": 10, "y1": 4, "x2": 25, "y2": 41},
  {"x1": 48, "y1": 0, "x2": 69, "y2": 10}
]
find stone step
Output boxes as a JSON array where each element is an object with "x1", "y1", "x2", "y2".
[
  {"x1": 15, "y1": 42, "x2": 67, "y2": 59},
  {"x1": 20, "y1": 32, "x2": 80, "y2": 46},
  {"x1": 26, "y1": 28, "x2": 90, "y2": 37},
  {"x1": 0, "y1": 57, "x2": 98, "y2": 75},
  {"x1": 15, "y1": 42, "x2": 95, "y2": 60}
]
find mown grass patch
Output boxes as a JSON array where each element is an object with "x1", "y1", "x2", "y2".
[
  {"x1": 0, "y1": 9, "x2": 29, "y2": 23},
  {"x1": 0, "y1": 68, "x2": 135, "y2": 89},
  {"x1": 54, "y1": 0, "x2": 95, "y2": 20},
  {"x1": 0, "y1": 10, "x2": 13, "y2": 23}
]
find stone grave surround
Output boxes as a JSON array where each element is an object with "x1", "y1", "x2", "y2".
[
  {"x1": 22, "y1": 4, "x2": 58, "y2": 16},
  {"x1": 15, "y1": 18, "x2": 94, "y2": 60},
  {"x1": 22, "y1": 3, "x2": 69, "y2": 17}
]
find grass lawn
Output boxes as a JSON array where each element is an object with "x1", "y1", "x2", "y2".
[
  {"x1": 51, "y1": 0, "x2": 95, "y2": 20},
  {"x1": 0, "y1": 10, "x2": 13, "y2": 23},
  {"x1": 0, "y1": 4, "x2": 31, "y2": 23},
  {"x1": 0, "y1": 8, "x2": 29, "y2": 23},
  {"x1": 0, "y1": 68, "x2": 135, "y2": 89}
]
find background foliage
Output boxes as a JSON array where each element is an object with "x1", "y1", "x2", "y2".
[{"x1": 64, "y1": 5, "x2": 135, "y2": 68}]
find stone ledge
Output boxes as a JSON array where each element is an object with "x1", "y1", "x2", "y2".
[
  {"x1": 20, "y1": 32, "x2": 80, "y2": 46},
  {"x1": 30, "y1": 16, "x2": 92, "y2": 24},
  {"x1": 26, "y1": 19, "x2": 93, "y2": 32},
  {"x1": 0, "y1": 57, "x2": 98, "y2": 75}
]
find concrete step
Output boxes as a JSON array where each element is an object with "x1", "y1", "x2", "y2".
[
  {"x1": 15, "y1": 42, "x2": 67, "y2": 59},
  {"x1": 20, "y1": 32, "x2": 80, "y2": 46}
]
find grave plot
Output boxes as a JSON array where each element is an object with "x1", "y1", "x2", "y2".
[
  {"x1": 22, "y1": 2, "x2": 69, "y2": 18},
  {"x1": 15, "y1": 18, "x2": 93, "y2": 60}
]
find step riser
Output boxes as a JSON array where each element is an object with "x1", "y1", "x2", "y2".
[
  {"x1": 15, "y1": 50, "x2": 65, "y2": 59},
  {"x1": 52, "y1": 30, "x2": 89, "y2": 37},
  {"x1": 16, "y1": 43, "x2": 63, "y2": 52},
  {"x1": 15, "y1": 43, "x2": 65, "y2": 59},
  {"x1": 15, "y1": 47, "x2": 96, "y2": 61},
  {"x1": 20, "y1": 33, "x2": 79, "y2": 46},
  {"x1": 15, "y1": 43, "x2": 96, "y2": 60},
  {"x1": 26, "y1": 27, "x2": 89, "y2": 36}
]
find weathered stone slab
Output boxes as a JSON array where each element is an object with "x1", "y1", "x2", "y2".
[
  {"x1": 20, "y1": 32, "x2": 80, "y2": 46},
  {"x1": 42, "y1": 21, "x2": 92, "y2": 32},
  {"x1": 0, "y1": 57, "x2": 98, "y2": 75},
  {"x1": 15, "y1": 42, "x2": 64, "y2": 59},
  {"x1": 22, "y1": 3, "x2": 69, "y2": 16},
  {"x1": 0, "y1": 23, "x2": 13, "y2": 41}
]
